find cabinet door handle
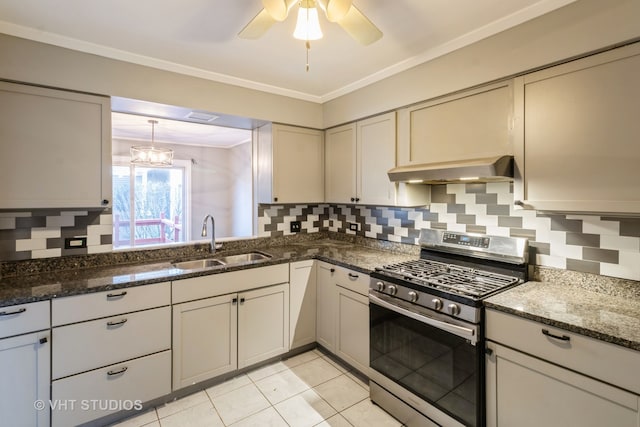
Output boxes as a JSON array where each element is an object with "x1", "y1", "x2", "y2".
[
  {"x1": 330, "y1": 268, "x2": 335, "y2": 273},
  {"x1": 0, "y1": 307, "x2": 26, "y2": 316},
  {"x1": 348, "y1": 273, "x2": 359, "y2": 279},
  {"x1": 107, "y1": 366, "x2": 128, "y2": 376},
  {"x1": 106, "y1": 318, "x2": 128, "y2": 327},
  {"x1": 106, "y1": 291, "x2": 127, "y2": 299},
  {"x1": 350, "y1": 197, "x2": 355, "y2": 202},
  {"x1": 239, "y1": 297, "x2": 245, "y2": 304},
  {"x1": 39, "y1": 337, "x2": 48, "y2": 345},
  {"x1": 542, "y1": 329, "x2": 570, "y2": 342},
  {"x1": 232, "y1": 297, "x2": 238, "y2": 305}
]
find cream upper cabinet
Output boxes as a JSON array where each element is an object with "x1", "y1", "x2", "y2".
[
  {"x1": 399, "y1": 80, "x2": 513, "y2": 166},
  {"x1": 325, "y1": 112, "x2": 397, "y2": 205},
  {"x1": 257, "y1": 123, "x2": 324, "y2": 204},
  {"x1": 0, "y1": 81, "x2": 111, "y2": 209},
  {"x1": 513, "y1": 42, "x2": 640, "y2": 214}
]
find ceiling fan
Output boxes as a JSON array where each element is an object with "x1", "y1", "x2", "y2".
[{"x1": 239, "y1": 0, "x2": 383, "y2": 46}]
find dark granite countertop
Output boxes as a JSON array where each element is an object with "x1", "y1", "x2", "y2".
[
  {"x1": 0, "y1": 237, "x2": 417, "y2": 307},
  {"x1": 485, "y1": 270, "x2": 640, "y2": 352}
]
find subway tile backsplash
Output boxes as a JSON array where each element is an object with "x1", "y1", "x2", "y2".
[
  {"x1": 258, "y1": 183, "x2": 640, "y2": 281},
  {"x1": 1, "y1": 183, "x2": 639, "y2": 282}
]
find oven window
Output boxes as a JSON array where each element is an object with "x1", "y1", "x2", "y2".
[{"x1": 370, "y1": 302, "x2": 479, "y2": 427}]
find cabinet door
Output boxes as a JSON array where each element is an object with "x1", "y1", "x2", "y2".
[
  {"x1": 357, "y1": 112, "x2": 397, "y2": 206},
  {"x1": 325, "y1": 123, "x2": 357, "y2": 203},
  {"x1": 0, "y1": 81, "x2": 111, "y2": 209},
  {"x1": 486, "y1": 342, "x2": 640, "y2": 427},
  {"x1": 336, "y1": 286, "x2": 369, "y2": 374},
  {"x1": 0, "y1": 331, "x2": 50, "y2": 427},
  {"x1": 271, "y1": 124, "x2": 324, "y2": 203},
  {"x1": 316, "y1": 262, "x2": 337, "y2": 352},
  {"x1": 289, "y1": 260, "x2": 317, "y2": 349},
  {"x1": 514, "y1": 43, "x2": 640, "y2": 213},
  {"x1": 238, "y1": 283, "x2": 289, "y2": 369},
  {"x1": 172, "y1": 294, "x2": 237, "y2": 390}
]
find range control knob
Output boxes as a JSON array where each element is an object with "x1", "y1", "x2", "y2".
[
  {"x1": 408, "y1": 291, "x2": 418, "y2": 302},
  {"x1": 448, "y1": 303, "x2": 461, "y2": 316},
  {"x1": 432, "y1": 298, "x2": 443, "y2": 311},
  {"x1": 376, "y1": 282, "x2": 385, "y2": 292},
  {"x1": 387, "y1": 285, "x2": 398, "y2": 296}
]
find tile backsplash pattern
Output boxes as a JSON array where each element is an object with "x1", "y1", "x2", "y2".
[
  {"x1": 0, "y1": 210, "x2": 112, "y2": 260},
  {"x1": 258, "y1": 182, "x2": 640, "y2": 281}
]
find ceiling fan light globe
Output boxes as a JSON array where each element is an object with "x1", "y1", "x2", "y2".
[{"x1": 293, "y1": 6, "x2": 323, "y2": 41}]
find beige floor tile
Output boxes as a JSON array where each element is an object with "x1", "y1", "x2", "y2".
[
  {"x1": 246, "y1": 360, "x2": 290, "y2": 382},
  {"x1": 282, "y1": 350, "x2": 321, "y2": 368},
  {"x1": 211, "y1": 382, "x2": 271, "y2": 425},
  {"x1": 158, "y1": 402, "x2": 224, "y2": 427},
  {"x1": 316, "y1": 413, "x2": 353, "y2": 427},
  {"x1": 109, "y1": 409, "x2": 158, "y2": 427},
  {"x1": 320, "y1": 355, "x2": 350, "y2": 374},
  {"x1": 345, "y1": 370, "x2": 370, "y2": 391},
  {"x1": 205, "y1": 373, "x2": 252, "y2": 399},
  {"x1": 340, "y1": 399, "x2": 402, "y2": 427},
  {"x1": 274, "y1": 389, "x2": 337, "y2": 427},
  {"x1": 290, "y1": 356, "x2": 343, "y2": 388},
  {"x1": 314, "y1": 374, "x2": 369, "y2": 412},
  {"x1": 229, "y1": 406, "x2": 289, "y2": 427},
  {"x1": 255, "y1": 368, "x2": 311, "y2": 404},
  {"x1": 156, "y1": 391, "x2": 211, "y2": 419}
]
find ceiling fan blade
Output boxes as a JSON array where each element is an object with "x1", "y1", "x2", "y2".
[
  {"x1": 238, "y1": 9, "x2": 277, "y2": 39},
  {"x1": 317, "y1": 0, "x2": 353, "y2": 22},
  {"x1": 262, "y1": 0, "x2": 297, "y2": 21},
  {"x1": 337, "y1": 5, "x2": 382, "y2": 45}
]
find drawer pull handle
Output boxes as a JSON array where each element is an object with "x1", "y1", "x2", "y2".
[
  {"x1": 0, "y1": 307, "x2": 26, "y2": 316},
  {"x1": 348, "y1": 273, "x2": 359, "y2": 279},
  {"x1": 107, "y1": 366, "x2": 128, "y2": 376},
  {"x1": 106, "y1": 318, "x2": 128, "y2": 327},
  {"x1": 542, "y1": 329, "x2": 570, "y2": 342},
  {"x1": 106, "y1": 291, "x2": 127, "y2": 299}
]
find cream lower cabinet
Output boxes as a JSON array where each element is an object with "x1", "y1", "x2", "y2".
[
  {"x1": 51, "y1": 283, "x2": 172, "y2": 427},
  {"x1": 316, "y1": 261, "x2": 337, "y2": 352},
  {"x1": 0, "y1": 301, "x2": 50, "y2": 427},
  {"x1": 486, "y1": 309, "x2": 640, "y2": 427},
  {"x1": 171, "y1": 264, "x2": 290, "y2": 391},
  {"x1": 316, "y1": 261, "x2": 370, "y2": 374},
  {"x1": 289, "y1": 260, "x2": 317, "y2": 350}
]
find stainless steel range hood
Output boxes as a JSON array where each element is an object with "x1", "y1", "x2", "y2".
[{"x1": 387, "y1": 155, "x2": 514, "y2": 184}]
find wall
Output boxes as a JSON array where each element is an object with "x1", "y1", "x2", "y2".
[
  {"x1": 0, "y1": 34, "x2": 323, "y2": 129},
  {"x1": 258, "y1": 183, "x2": 640, "y2": 281},
  {"x1": 322, "y1": 0, "x2": 640, "y2": 127}
]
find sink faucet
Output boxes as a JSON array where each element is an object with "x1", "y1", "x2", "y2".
[{"x1": 201, "y1": 214, "x2": 222, "y2": 253}]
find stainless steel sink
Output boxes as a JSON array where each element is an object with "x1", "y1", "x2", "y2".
[
  {"x1": 172, "y1": 251, "x2": 271, "y2": 270},
  {"x1": 172, "y1": 258, "x2": 225, "y2": 270},
  {"x1": 217, "y1": 251, "x2": 271, "y2": 264}
]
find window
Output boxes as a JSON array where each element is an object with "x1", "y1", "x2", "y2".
[{"x1": 112, "y1": 158, "x2": 190, "y2": 249}]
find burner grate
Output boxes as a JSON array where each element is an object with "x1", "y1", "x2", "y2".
[{"x1": 377, "y1": 259, "x2": 520, "y2": 299}]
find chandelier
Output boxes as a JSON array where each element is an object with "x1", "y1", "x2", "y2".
[{"x1": 130, "y1": 119, "x2": 173, "y2": 166}]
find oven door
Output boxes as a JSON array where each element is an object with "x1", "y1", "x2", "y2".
[{"x1": 369, "y1": 292, "x2": 482, "y2": 427}]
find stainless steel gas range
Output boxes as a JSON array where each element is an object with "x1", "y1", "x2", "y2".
[{"x1": 369, "y1": 229, "x2": 528, "y2": 427}]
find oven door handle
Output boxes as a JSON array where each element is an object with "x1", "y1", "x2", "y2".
[{"x1": 369, "y1": 293, "x2": 477, "y2": 345}]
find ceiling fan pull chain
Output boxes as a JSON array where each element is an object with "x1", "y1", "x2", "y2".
[{"x1": 305, "y1": 40, "x2": 311, "y2": 72}]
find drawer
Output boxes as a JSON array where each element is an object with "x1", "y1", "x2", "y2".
[
  {"x1": 0, "y1": 300, "x2": 50, "y2": 339},
  {"x1": 172, "y1": 263, "x2": 289, "y2": 304},
  {"x1": 486, "y1": 309, "x2": 640, "y2": 394},
  {"x1": 51, "y1": 350, "x2": 171, "y2": 427},
  {"x1": 334, "y1": 265, "x2": 369, "y2": 296},
  {"x1": 53, "y1": 306, "x2": 170, "y2": 379},
  {"x1": 52, "y1": 281, "x2": 170, "y2": 326}
]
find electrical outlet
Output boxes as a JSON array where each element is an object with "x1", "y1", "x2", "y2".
[
  {"x1": 290, "y1": 221, "x2": 302, "y2": 233},
  {"x1": 349, "y1": 222, "x2": 359, "y2": 231},
  {"x1": 64, "y1": 237, "x2": 87, "y2": 249}
]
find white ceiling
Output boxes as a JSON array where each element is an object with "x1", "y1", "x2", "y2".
[
  {"x1": 0, "y1": 0, "x2": 576, "y2": 103},
  {"x1": 112, "y1": 112, "x2": 252, "y2": 148}
]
